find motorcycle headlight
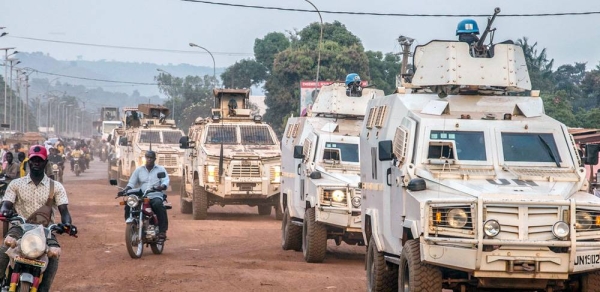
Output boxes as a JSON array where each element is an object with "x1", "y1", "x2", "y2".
[
  {"x1": 331, "y1": 190, "x2": 345, "y2": 202},
  {"x1": 52, "y1": 164, "x2": 59, "y2": 171},
  {"x1": 351, "y1": 196, "x2": 361, "y2": 208},
  {"x1": 483, "y1": 219, "x2": 501, "y2": 237},
  {"x1": 127, "y1": 195, "x2": 139, "y2": 208},
  {"x1": 20, "y1": 233, "x2": 47, "y2": 259},
  {"x1": 576, "y1": 212, "x2": 594, "y2": 230},
  {"x1": 447, "y1": 208, "x2": 468, "y2": 228},
  {"x1": 552, "y1": 221, "x2": 570, "y2": 239}
]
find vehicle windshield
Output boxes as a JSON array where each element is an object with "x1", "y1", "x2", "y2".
[
  {"x1": 323, "y1": 142, "x2": 359, "y2": 162},
  {"x1": 205, "y1": 125, "x2": 237, "y2": 144},
  {"x1": 429, "y1": 131, "x2": 486, "y2": 161},
  {"x1": 501, "y1": 133, "x2": 561, "y2": 163},
  {"x1": 240, "y1": 126, "x2": 275, "y2": 145},
  {"x1": 138, "y1": 130, "x2": 183, "y2": 144}
]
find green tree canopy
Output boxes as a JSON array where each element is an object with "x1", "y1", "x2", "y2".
[
  {"x1": 254, "y1": 32, "x2": 290, "y2": 72},
  {"x1": 220, "y1": 59, "x2": 267, "y2": 89}
]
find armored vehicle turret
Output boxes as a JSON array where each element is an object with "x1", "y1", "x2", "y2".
[
  {"x1": 361, "y1": 12, "x2": 600, "y2": 292},
  {"x1": 280, "y1": 80, "x2": 384, "y2": 263},
  {"x1": 179, "y1": 89, "x2": 281, "y2": 219}
]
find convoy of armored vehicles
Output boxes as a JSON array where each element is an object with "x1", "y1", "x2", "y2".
[
  {"x1": 179, "y1": 89, "x2": 282, "y2": 220},
  {"x1": 100, "y1": 9, "x2": 600, "y2": 290}
]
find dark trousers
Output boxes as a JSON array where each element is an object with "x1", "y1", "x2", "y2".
[
  {"x1": 124, "y1": 197, "x2": 168, "y2": 233},
  {"x1": 0, "y1": 226, "x2": 60, "y2": 292}
]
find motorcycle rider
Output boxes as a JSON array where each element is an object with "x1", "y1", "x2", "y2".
[
  {"x1": 70, "y1": 146, "x2": 84, "y2": 172},
  {"x1": 118, "y1": 150, "x2": 169, "y2": 240},
  {"x1": 47, "y1": 147, "x2": 65, "y2": 181},
  {"x1": 0, "y1": 145, "x2": 76, "y2": 291}
]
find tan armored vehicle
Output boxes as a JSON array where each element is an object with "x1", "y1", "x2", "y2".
[
  {"x1": 115, "y1": 104, "x2": 184, "y2": 190},
  {"x1": 179, "y1": 88, "x2": 281, "y2": 219},
  {"x1": 361, "y1": 10, "x2": 600, "y2": 292}
]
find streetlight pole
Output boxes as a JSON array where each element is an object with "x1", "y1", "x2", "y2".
[
  {"x1": 156, "y1": 68, "x2": 175, "y2": 120},
  {"x1": 0, "y1": 47, "x2": 15, "y2": 124},
  {"x1": 305, "y1": 0, "x2": 324, "y2": 89},
  {"x1": 188, "y1": 43, "x2": 216, "y2": 88},
  {"x1": 66, "y1": 105, "x2": 72, "y2": 137},
  {"x1": 8, "y1": 59, "x2": 20, "y2": 131}
]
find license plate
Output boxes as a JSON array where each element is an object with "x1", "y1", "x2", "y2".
[
  {"x1": 15, "y1": 256, "x2": 46, "y2": 268},
  {"x1": 238, "y1": 183, "x2": 256, "y2": 190}
]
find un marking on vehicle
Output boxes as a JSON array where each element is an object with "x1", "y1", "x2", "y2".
[{"x1": 575, "y1": 254, "x2": 600, "y2": 266}]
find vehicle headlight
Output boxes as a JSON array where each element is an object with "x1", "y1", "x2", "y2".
[
  {"x1": 447, "y1": 208, "x2": 468, "y2": 228},
  {"x1": 127, "y1": 195, "x2": 139, "y2": 208},
  {"x1": 20, "y1": 233, "x2": 47, "y2": 259},
  {"x1": 576, "y1": 212, "x2": 594, "y2": 230},
  {"x1": 483, "y1": 219, "x2": 501, "y2": 237},
  {"x1": 52, "y1": 164, "x2": 59, "y2": 171},
  {"x1": 552, "y1": 221, "x2": 570, "y2": 239},
  {"x1": 270, "y1": 166, "x2": 281, "y2": 183},
  {"x1": 351, "y1": 196, "x2": 361, "y2": 208},
  {"x1": 332, "y1": 190, "x2": 345, "y2": 202},
  {"x1": 206, "y1": 165, "x2": 217, "y2": 183}
]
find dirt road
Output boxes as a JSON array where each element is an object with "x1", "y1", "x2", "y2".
[{"x1": 52, "y1": 160, "x2": 366, "y2": 292}]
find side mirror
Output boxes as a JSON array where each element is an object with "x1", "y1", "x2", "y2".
[
  {"x1": 585, "y1": 144, "x2": 600, "y2": 165},
  {"x1": 179, "y1": 136, "x2": 190, "y2": 149},
  {"x1": 157, "y1": 172, "x2": 166, "y2": 179},
  {"x1": 293, "y1": 145, "x2": 305, "y2": 159},
  {"x1": 118, "y1": 137, "x2": 128, "y2": 146},
  {"x1": 109, "y1": 179, "x2": 118, "y2": 186},
  {"x1": 378, "y1": 140, "x2": 394, "y2": 161}
]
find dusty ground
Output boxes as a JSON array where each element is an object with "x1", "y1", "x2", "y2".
[{"x1": 52, "y1": 160, "x2": 366, "y2": 292}]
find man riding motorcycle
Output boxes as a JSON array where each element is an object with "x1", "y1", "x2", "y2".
[
  {"x1": 70, "y1": 146, "x2": 85, "y2": 172},
  {"x1": 47, "y1": 147, "x2": 65, "y2": 181},
  {"x1": 0, "y1": 145, "x2": 77, "y2": 291},
  {"x1": 118, "y1": 150, "x2": 169, "y2": 240}
]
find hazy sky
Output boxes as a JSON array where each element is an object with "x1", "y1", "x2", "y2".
[{"x1": 2, "y1": 0, "x2": 600, "y2": 71}]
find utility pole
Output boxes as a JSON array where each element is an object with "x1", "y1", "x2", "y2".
[
  {"x1": 0, "y1": 47, "x2": 15, "y2": 125},
  {"x1": 25, "y1": 75, "x2": 29, "y2": 131}
]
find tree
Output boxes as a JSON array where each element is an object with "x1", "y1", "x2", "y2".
[
  {"x1": 220, "y1": 59, "x2": 267, "y2": 89},
  {"x1": 254, "y1": 32, "x2": 290, "y2": 73},
  {"x1": 541, "y1": 91, "x2": 578, "y2": 127},
  {"x1": 155, "y1": 73, "x2": 215, "y2": 131},
  {"x1": 517, "y1": 37, "x2": 554, "y2": 92},
  {"x1": 366, "y1": 51, "x2": 401, "y2": 94}
]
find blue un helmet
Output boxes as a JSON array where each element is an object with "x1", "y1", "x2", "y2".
[
  {"x1": 456, "y1": 19, "x2": 480, "y2": 35},
  {"x1": 345, "y1": 73, "x2": 361, "y2": 87}
]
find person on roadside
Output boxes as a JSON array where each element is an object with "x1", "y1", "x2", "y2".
[
  {"x1": 17, "y1": 152, "x2": 28, "y2": 178},
  {"x1": 1, "y1": 152, "x2": 20, "y2": 183},
  {"x1": 118, "y1": 150, "x2": 170, "y2": 240},
  {"x1": 0, "y1": 145, "x2": 77, "y2": 291}
]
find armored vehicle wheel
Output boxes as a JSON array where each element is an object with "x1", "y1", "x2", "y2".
[
  {"x1": 275, "y1": 204, "x2": 283, "y2": 220},
  {"x1": 399, "y1": 240, "x2": 441, "y2": 292},
  {"x1": 366, "y1": 234, "x2": 397, "y2": 291},
  {"x1": 258, "y1": 205, "x2": 271, "y2": 216},
  {"x1": 192, "y1": 177, "x2": 208, "y2": 220},
  {"x1": 281, "y1": 207, "x2": 302, "y2": 251},
  {"x1": 580, "y1": 270, "x2": 600, "y2": 292},
  {"x1": 302, "y1": 208, "x2": 327, "y2": 263},
  {"x1": 180, "y1": 176, "x2": 192, "y2": 214}
]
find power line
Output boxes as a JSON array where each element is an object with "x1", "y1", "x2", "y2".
[
  {"x1": 181, "y1": 0, "x2": 600, "y2": 17},
  {"x1": 7, "y1": 35, "x2": 253, "y2": 57},
  {"x1": 28, "y1": 69, "x2": 159, "y2": 85}
]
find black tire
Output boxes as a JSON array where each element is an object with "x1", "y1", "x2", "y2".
[
  {"x1": 258, "y1": 205, "x2": 271, "y2": 216},
  {"x1": 581, "y1": 270, "x2": 600, "y2": 292},
  {"x1": 125, "y1": 222, "x2": 143, "y2": 258},
  {"x1": 275, "y1": 203, "x2": 283, "y2": 220},
  {"x1": 281, "y1": 207, "x2": 302, "y2": 251},
  {"x1": 398, "y1": 240, "x2": 442, "y2": 292},
  {"x1": 18, "y1": 281, "x2": 31, "y2": 292},
  {"x1": 75, "y1": 165, "x2": 80, "y2": 176},
  {"x1": 192, "y1": 177, "x2": 208, "y2": 220},
  {"x1": 302, "y1": 208, "x2": 328, "y2": 263},
  {"x1": 180, "y1": 176, "x2": 192, "y2": 214},
  {"x1": 150, "y1": 240, "x2": 164, "y2": 255},
  {"x1": 366, "y1": 234, "x2": 398, "y2": 292}
]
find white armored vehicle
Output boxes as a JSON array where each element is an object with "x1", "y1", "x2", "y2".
[
  {"x1": 280, "y1": 82, "x2": 384, "y2": 263},
  {"x1": 361, "y1": 13, "x2": 600, "y2": 292},
  {"x1": 116, "y1": 104, "x2": 184, "y2": 190},
  {"x1": 178, "y1": 89, "x2": 281, "y2": 220}
]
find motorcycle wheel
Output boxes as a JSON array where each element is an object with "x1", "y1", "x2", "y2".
[
  {"x1": 18, "y1": 281, "x2": 31, "y2": 292},
  {"x1": 75, "y1": 166, "x2": 80, "y2": 177},
  {"x1": 150, "y1": 240, "x2": 164, "y2": 254},
  {"x1": 125, "y1": 222, "x2": 143, "y2": 258}
]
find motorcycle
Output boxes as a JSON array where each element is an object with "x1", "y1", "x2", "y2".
[
  {"x1": 0, "y1": 215, "x2": 77, "y2": 292},
  {"x1": 110, "y1": 171, "x2": 168, "y2": 259},
  {"x1": 100, "y1": 148, "x2": 107, "y2": 163},
  {"x1": 48, "y1": 162, "x2": 64, "y2": 183},
  {"x1": 72, "y1": 157, "x2": 81, "y2": 177}
]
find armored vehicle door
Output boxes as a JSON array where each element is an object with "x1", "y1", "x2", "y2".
[{"x1": 298, "y1": 133, "x2": 318, "y2": 206}]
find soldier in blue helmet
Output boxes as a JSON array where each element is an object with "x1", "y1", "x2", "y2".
[
  {"x1": 345, "y1": 73, "x2": 362, "y2": 97},
  {"x1": 456, "y1": 19, "x2": 480, "y2": 45}
]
